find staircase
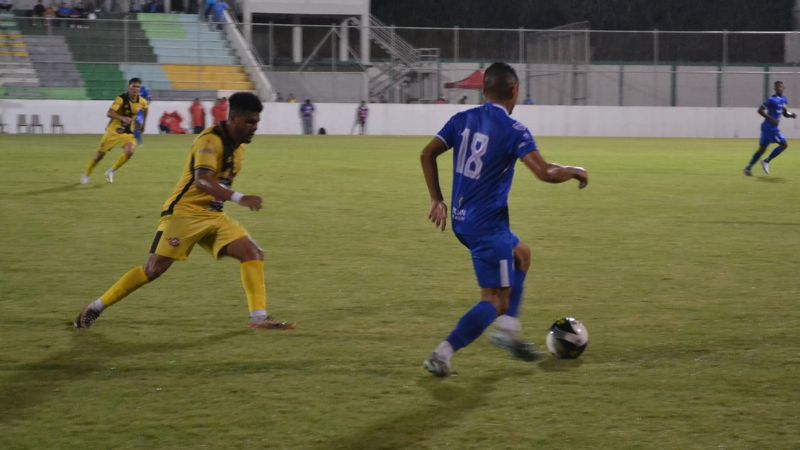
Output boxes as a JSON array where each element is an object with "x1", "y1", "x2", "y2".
[{"x1": 356, "y1": 15, "x2": 440, "y2": 101}]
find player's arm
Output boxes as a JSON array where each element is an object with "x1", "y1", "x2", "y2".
[
  {"x1": 758, "y1": 104, "x2": 779, "y2": 125},
  {"x1": 141, "y1": 107, "x2": 149, "y2": 132},
  {"x1": 106, "y1": 102, "x2": 131, "y2": 125},
  {"x1": 194, "y1": 168, "x2": 262, "y2": 211},
  {"x1": 783, "y1": 107, "x2": 797, "y2": 119},
  {"x1": 521, "y1": 151, "x2": 588, "y2": 189},
  {"x1": 420, "y1": 137, "x2": 449, "y2": 231}
]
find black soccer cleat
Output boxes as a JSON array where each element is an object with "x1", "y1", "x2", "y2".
[{"x1": 73, "y1": 304, "x2": 102, "y2": 329}]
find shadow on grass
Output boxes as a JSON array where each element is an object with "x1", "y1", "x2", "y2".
[
  {"x1": 319, "y1": 372, "x2": 503, "y2": 450},
  {"x1": 756, "y1": 176, "x2": 786, "y2": 183},
  {"x1": 0, "y1": 328, "x2": 247, "y2": 423},
  {"x1": 20, "y1": 183, "x2": 100, "y2": 196},
  {"x1": 536, "y1": 357, "x2": 584, "y2": 372}
]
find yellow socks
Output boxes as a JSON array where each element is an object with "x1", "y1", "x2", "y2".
[
  {"x1": 240, "y1": 260, "x2": 267, "y2": 314},
  {"x1": 85, "y1": 157, "x2": 100, "y2": 176},
  {"x1": 100, "y1": 266, "x2": 150, "y2": 308},
  {"x1": 110, "y1": 153, "x2": 131, "y2": 171}
]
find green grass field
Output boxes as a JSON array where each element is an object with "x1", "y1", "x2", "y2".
[{"x1": 0, "y1": 134, "x2": 798, "y2": 449}]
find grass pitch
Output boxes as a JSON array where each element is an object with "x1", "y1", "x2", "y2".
[{"x1": 0, "y1": 134, "x2": 798, "y2": 449}]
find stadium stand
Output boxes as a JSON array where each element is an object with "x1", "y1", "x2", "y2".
[{"x1": 5, "y1": 12, "x2": 254, "y2": 100}]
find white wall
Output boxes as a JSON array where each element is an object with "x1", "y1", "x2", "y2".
[{"x1": 1, "y1": 99, "x2": 795, "y2": 139}]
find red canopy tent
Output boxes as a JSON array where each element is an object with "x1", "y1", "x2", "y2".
[{"x1": 444, "y1": 70, "x2": 484, "y2": 89}]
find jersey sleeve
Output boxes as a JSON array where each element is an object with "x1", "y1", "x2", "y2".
[
  {"x1": 435, "y1": 115, "x2": 457, "y2": 148},
  {"x1": 512, "y1": 122, "x2": 538, "y2": 158},
  {"x1": 191, "y1": 134, "x2": 222, "y2": 172},
  {"x1": 109, "y1": 96, "x2": 124, "y2": 112},
  {"x1": 141, "y1": 98, "x2": 149, "y2": 111}
]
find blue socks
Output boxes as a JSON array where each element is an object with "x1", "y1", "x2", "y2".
[
  {"x1": 748, "y1": 148, "x2": 767, "y2": 167},
  {"x1": 507, "y1": 269, "x2": 527, "y2": 317},
  {"x1": 446, "y1": 300, "x2": 497, "y2": 351},
  {"x1": 765, "y1": 146, "x2": 786, "y2": 162}
]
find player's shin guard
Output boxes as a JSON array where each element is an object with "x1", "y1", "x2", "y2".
[
  {"x1": 240, "y1": 260, "x2": 267, "y2": 314},
  {"x1": 100, "y1": 266, "x2": 150, "y2": 307},
  {"x1": 766, "y1": 146, "x2": 786, "y2": 162},
  {"x1": 446, "y1": 300, "x2": 498, "y2": 352},
  {"x1": 111, "y1": 153, "x2": 131, "y2": 171}
]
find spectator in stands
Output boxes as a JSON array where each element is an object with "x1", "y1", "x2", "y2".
[
  {"x1": 190, "y1": 98, "x2": 206, "y2": 134},
  {"x1": 434, "y1": 96, "x2": 447, "y2": 104},
  {"x1": 203, "y1": 0, "x2": 216, "y2": 21},
  {"x1": 212, "y1": 0, "x2": 228, "y2": 30},
  {"x1": 523, "y1": 95, "x2": 535, "y2": 105},
  {"x1": 211, "y1": 97, "x2": 228, "y2": 125},
  {"x1": 32, "y1": 0, "x2": 46, "y2": 27},
  {"x1": 0, "y1": 0, "x2": 12, "y2": 12},
  {"x1": 299, "y1": 99, "x2": 315, "y2": 135},
  {"x1": 458, "y1": 95, "x2": 468, "y2": 104},
  {"x1": 275, "y1": 92, "x2": 284, "y2": 102},
  {"x1": 286, "y1": 93, "x2": 296, "y2": 103},
  {"x1": 378, "y1": 95, "x2": 388, "y2": 103}
]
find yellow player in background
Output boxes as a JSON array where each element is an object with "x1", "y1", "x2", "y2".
[{"x1": 81, "y1": 77, "x2": 148, "y2": 184}]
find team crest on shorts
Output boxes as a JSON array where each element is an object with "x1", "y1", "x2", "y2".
[{"x1": 167, "y1": 237, "x2": 181, "y2": 247}]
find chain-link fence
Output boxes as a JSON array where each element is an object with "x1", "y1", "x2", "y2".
[{"x1": 2, "y1": 13, "x2": 800, "y2": 105}]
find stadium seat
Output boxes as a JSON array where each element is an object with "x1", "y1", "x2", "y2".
[
  {"x1": 16, "y1": 113, "x2": 27, "y2": 133},
  {"x1": 51, "y1": 114, "x2": 64, "y2": 133},
  {"x1": 30, "y1": 114, "x2": 44, "y2": 133}
]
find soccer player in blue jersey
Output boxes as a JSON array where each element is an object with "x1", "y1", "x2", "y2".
[
  {"x1": 420, "y1": 62, "x2": 589, "y2": 377},
  {"x1": 744, "y1": 80, "x2": 796, "y2": 176}
]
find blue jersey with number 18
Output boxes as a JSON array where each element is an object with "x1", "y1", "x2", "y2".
[{"x1": 435, "y1": 103, "x2": 538, "y2": 236}]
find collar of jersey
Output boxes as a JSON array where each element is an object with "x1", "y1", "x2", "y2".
[{"x1": 486, "y1": 102, "x2": 510, "y2": 116}]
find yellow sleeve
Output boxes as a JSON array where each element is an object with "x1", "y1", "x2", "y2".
[
  {"x1": 141, "y1": 98, "x2": 149, "y2": 111},
  {"x1": 192, "y1": 134, "x2": 222, "y2": 172},
  {"x1": 109, "y1": 96, "x2": 123, "y2": 112}
]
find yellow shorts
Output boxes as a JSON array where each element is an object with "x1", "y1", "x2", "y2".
[
  {"x1": 149, "y1": 212, "x2": 251, "y2": 261},
  {"x1": 97, "y1": 131, "x2": 136, "y2": 153}
]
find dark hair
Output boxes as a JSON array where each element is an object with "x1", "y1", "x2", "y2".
[
  {"x1": 228, "y1": 92, "x2": 263, "y2": 115},
  {"x1": 775, "y1": 80, "x2": 784, "y2": 86},
  {"x1": 483, "y1": 62, "x2": 518, "y2": 100},
  {"x1": 128, "y1": 77, "x2": 142, "y2": 85}
]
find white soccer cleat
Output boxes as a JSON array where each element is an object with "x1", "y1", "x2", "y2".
[
  {"x1": 104, "y1": 169, "x2": 114, "y2": 183},
  {"x1": 489, "y1": 330, "x2": 539, "y2": 362},
  {"x1": 761, "y1": 160, "x2": 770, "y2": 175},
  {"x1": 423, "y1": 352, "x2": 451, "y2": 377},
  {"x1": 80, "y1": 175, "x2": 90, "y2": 185}
]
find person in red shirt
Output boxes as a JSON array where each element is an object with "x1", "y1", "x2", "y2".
[
  {"x1": 211, "y1": 97, "x2": 229, "y2": 125},
  {"x1": 189, "y1": 98, "x2": 206, "y2": 133}
]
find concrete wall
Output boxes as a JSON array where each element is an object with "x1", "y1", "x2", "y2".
[{"x1": 2, "y1": 99, "x2": 796, "y2": 138}]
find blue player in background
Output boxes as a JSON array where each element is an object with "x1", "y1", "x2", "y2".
[
  {"x1": 134, "y1": 85, "x2": 151, "y2": 145},
  {"x1": 420, "y1": 62, "x2": 589, "y2": 377},
  {"x1": 744, "y1": 80, "x2": 796, "y2": 176}
]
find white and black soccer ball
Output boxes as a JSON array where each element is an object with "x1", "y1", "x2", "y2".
[{"x1": 545, "y1": 317, "x2": 589, "y2": 359}]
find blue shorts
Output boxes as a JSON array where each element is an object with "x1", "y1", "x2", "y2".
[
  {"x1": 455, "y1": 231, "x2": 520, "y2": 289},
  {"x1": 759, "y1": 127, "x2": 786, "y2": 148}
]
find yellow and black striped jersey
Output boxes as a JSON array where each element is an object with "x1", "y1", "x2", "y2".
[
  {"x1": 105, "y1": 93, "x2": 148, "y2": 134},
  {"x1": 161, "y1": 124, "x2": 245, "y2": 216}
]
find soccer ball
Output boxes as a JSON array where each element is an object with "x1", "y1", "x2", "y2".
[{"x1": 545, "y1": 317, "x2": 589, "y2": 359}]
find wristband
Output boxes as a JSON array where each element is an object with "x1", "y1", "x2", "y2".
[{"x1": 230, "y1": 192, "x2": 244, "y2": 204}]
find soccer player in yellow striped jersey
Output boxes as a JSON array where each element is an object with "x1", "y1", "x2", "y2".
[
  {"x1": 80, "y1": 77, "x2": 148, "y2": 185},
  {"x1": 73, "y1": 92, "x2": 295, "y2": 331}
]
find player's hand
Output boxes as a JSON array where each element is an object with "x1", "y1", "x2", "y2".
[
  {"x1": 428, "y1": 200, "x2": 448, "y2": 231},
  {"x1": 120, "y1": 116, "x2": 132, "y2": 125},
  {"x1": 791, "y1": 113, "x2": 797, "y2": 119},
  {"x1": 239, "y1": 195, "x2": 263, "y2": 211},
  {"x1": 771, "y1": 118, "x2": 780, "y2": 126},
  {"x1": 569, "y1": 166, "x2": 589, "y2": 189}
]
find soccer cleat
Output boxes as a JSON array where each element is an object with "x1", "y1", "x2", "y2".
[
  {"x1": 761, "y1": 160, "x2": 770, "y2": 175},
  {"x1": 73, "y1": 304, "x2": 102, "y2": 329},
  {"x1": 423, "y1": 352, "x2": 451, "y2": 377},
  {"x1": 489, "y1": 330, "x2": 539, "y2": 362},
  {"x1": 743, "y1": 167, "x2": 752, "y2": 177},
  {"x1": 80, "y1": 175, "x2": 90, "y2": 184},
  {"x1": 104, "y1": 169, "x2": 114, "y2": 183},
  {"x1": 248, "y1": 317, "x2": 296, "y2": 330}
]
